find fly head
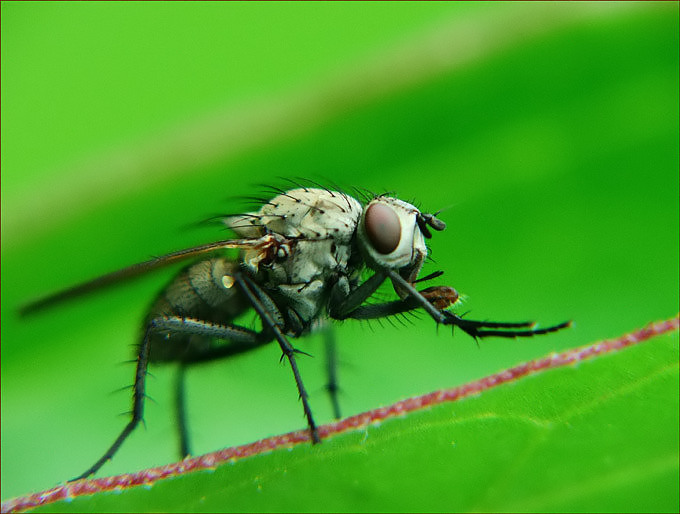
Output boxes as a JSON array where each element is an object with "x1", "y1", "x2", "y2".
[{"x1": 357, "y1": 196, "x2": 446, "y2": 298}]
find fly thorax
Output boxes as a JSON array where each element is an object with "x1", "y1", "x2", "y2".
[
  {"x1": 228, "y1": 188, "x2": 362, "y2": 325},
  {"x1": 261, "y1": 237, "x2": 356, "y2": 324},
  {"x1": 228, "y1": 188, "x2": 362, "y2": 242}
]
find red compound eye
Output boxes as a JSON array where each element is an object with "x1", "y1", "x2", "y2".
[{"x1": 364, "y1": 203, "x2": 401, "y2": 254}]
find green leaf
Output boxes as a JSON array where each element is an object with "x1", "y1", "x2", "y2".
[
  {"x1": 2, "y1": 1, "x2": 678, "y2": 509},
  {"x1": 7, "y1": 320, "x2": 678, "y2": 513}
]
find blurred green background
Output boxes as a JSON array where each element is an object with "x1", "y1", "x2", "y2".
[{"x1": 1, "y1": 1, "x2": 678, "y2": 504}]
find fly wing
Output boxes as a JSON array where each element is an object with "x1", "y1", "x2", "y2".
[{"x1": 20, "y1": 238, "x2": 261, "y2": 316}]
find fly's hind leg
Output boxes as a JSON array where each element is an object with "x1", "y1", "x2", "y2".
[
  {"x1": 77, "y1": 271, "x2": 320, "y2": 480},
  {"x1": 171, "y1": 328, "x2": 287, "y2": 460},
  {"x1": 74, "y1": 318, "x2": 267, "y2": 480},
  {"x1": 174, "y1": 362, "x2": 191, "y2": 459},
  {"x1": 73, "y1": 324, "x2": 155, "y2": 480}
]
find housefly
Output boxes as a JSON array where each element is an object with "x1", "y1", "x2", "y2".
[{"x1": 21, "y1": 185, "x2": 570, "y2": 480}]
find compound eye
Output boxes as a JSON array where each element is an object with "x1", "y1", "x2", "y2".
[{"x1": 365, "y1": 203, "x2": 401, "y2": 254}]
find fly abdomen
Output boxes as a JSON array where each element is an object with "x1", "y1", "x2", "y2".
[
  {"x1": 147, "y1": 257, "x2": 250, "y2": 363},
  {"x1": 151, "y1": 258, "x2": 245, "y2": 322}
]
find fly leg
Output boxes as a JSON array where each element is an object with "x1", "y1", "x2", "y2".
[
  {"x1": 72, "y1": 324, "x2": 154, "y2": 480},
  {"x1": 73, "y1": 318, "x2": 268, "y2": 480},
  {"x1": 329, "y1": 270, "x2": 569, "y2": 338},
  {"x1": 235, "y1": 273, "x2": 321, "y2": 444},
  {"x1": 172, "y1": 327, "x2": 305, "y2": 460},
  {"x1": 323, "y1": 327, "x2": 342, "y2": 419},
  {"x1": 175, "y1": 363, "x2": 191, "y2": 459},
  {"x1": 386, "y1": 270, "x2": 571, "y2": 338},
  {"x1": 328, "y1": 271, "x2": 457, "y2": 321},
  {"x1": 173, "y1": 336, "x2": 283, "y2": 459},
  {"x1": 339, "y1": 286, "x2": 460, "y2": 320},
  {"x1": 327, "y1": 271, "x2": 388, "y2": 320},
  {"x1": 441, "y1": 313, "x2": 571, "y2": 339}
]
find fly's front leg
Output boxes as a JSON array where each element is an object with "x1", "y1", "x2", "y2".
[
  {"x1": 387, "y1": 270, "x2": 571, "y2": 338},
  {"x1": 235, "y1": 273, "x2": 321, "y2": 444},
  {"x1": 441, "y1": 312, "x2": 571, "y2": 339},
  {"x1": 331, "y1": 269, "x2": 568, "y2": 338},
  {"x1": 74, "y1": 317, "x2": 268, "y2": 480},
  {"x1": 328, "y1": 270, "x2": 458, "y2": 321},
  {"x1": 327, "y1": 271, "x2": 388, "y2": 320},
  {"x1": 340, "y1": 286, "x2": 460, "y2": 320}
]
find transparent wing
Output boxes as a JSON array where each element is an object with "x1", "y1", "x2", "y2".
[{"x1": 20, "y1": 238, "x2": 260, "y2": 316}]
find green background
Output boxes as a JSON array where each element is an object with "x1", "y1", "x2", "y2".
[{"x1": 2, "y1": 1, "x2": 678, "y2": 507}]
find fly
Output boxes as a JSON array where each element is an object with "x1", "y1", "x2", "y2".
[{"x1": 21, "y1": 186, "x2": 570, "y2": 480}]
